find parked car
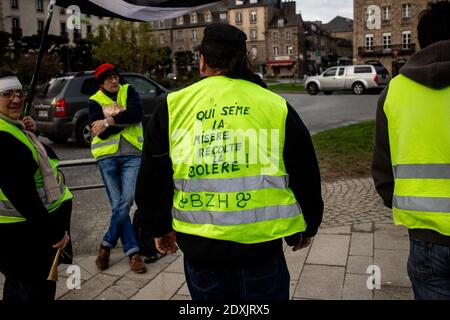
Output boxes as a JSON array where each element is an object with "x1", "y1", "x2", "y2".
[
  {"x1": 365, "y1": 60, "x2": 391, "y2": 83},
  {"x1": 32, "y1": 71, "x2": 169, "y2": 147},
  {"x1": 305, "y1": 65, "x2": 390, "y2": 95}
]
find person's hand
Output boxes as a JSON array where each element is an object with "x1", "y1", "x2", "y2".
[
  {"x1": 91, "y1": 119, "x2": 108, "y2": 136},
  {"x1": 52, "y1": 231, "x2": 70, "y2": 250},
  {"x1": 292, "y1": 236, "x2": 312, "y2": 251},
  {"x1": 155, "y1": 231, "x2": 178, "y2": 255},
  {"x1": 22, "y1": 116, "x2": 37, "y2": 133}
]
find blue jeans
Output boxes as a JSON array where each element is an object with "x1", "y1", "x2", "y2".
[
  {"x1": 407, "y1": 237, "x2": 450, "y2": 300},
  {"x1": 98, "y1": 155, "x2": 141, "y2": 256},
  {"x1": 184, "y1": 252, "x2": 290, "y2": 300}
]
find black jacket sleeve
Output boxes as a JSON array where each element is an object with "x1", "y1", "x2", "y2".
[
  {"x1": 284, "y1": 103, "x2": 324, "y2": 237},
  {"x1": 135, "y1": 101, "x2": 173, "y2": 237},
  {"x1": 372, "y1": 86, "x2": 394, "y2": 208},
  {"x1": 0, "y1": 132, "x2": 50, "y2": 225}
]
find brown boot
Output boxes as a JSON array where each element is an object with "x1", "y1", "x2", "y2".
[
  {"x1": 95, "y1": 245, "x2": 110, "y2": 270},
  {"x1": 129, "y1": 254, "x2": 147, "y2": 273}
]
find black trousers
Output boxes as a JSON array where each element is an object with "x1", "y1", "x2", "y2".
[{"x1": 3, "y1": 276, "x2": 56, "y2": 301}]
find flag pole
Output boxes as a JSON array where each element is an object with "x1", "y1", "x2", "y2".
[{"x1": 24, "y1": 0, "x2": 57, "y2": 116}]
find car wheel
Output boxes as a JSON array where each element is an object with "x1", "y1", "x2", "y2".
[
  {"x1": 75, "y1": 118, "x2": 92, "y2": 148},
  {"x1": 47, "y1": 134, "x2": 70, "y2": 144},
  {"x1": 323, "y1": 91, "x2": 333, "y2": 95},
  {"x1": 307, "y1": 83, "x2": 318, "y2": 95},
  {"x1": 352, "y1": 82, "x2": 365, "y2": 95}
]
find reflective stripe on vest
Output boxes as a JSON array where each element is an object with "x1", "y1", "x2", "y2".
[
  {"x1": 172, "y1": 203, "x2": 302, "y2": 226},
  {"x1": 0, "y1": 180, "x2": 66, "y2": 217},
  {"x1": 168, "y1": 76, "x2": 306, "y2": 244},
  {"x1": 384, "y1": 74, "x2": 450, "y2": 236},
  {"x1": 0, "y1": 118, "x2": 73, "y2": 223},
  {"x1": 174, "y1": 175, "x2": 289, "y2": 193},
  {"x1": 393, "y1": 164, "x2": 450, "y2": 179},
  {"x1": 393, "y1": 196, "x2": 450, "y2": 213},
  {"x1": 89, "y1": 84, "x2": 143, "y2": 159}
]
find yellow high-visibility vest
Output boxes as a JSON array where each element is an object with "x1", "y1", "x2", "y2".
[
  {"x1": 0, "y1": 118, "x2": 73, "y2": 223},
  {"x1": 384, "y1": 74, "x2": 450, "y2": 236},
  {"x1": 90, "y1": 84, "x2": 143, "y2": 160},
  {"x1": 168, "y1": 76, "x2": 307, "y2": 244}
]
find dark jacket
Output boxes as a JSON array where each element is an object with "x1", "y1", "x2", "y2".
[
  {"x1": 0, "y1": 127, "x2": 72, "y2": 279},
  {"x1": 135, "y1": 77, "x2": 324, "y2": 268},
  {"x1": 88, "y1": 85, "x2": 143, "y2": 140},
  {"x1": 372, "y1": 40, "x2": 450, "y2": 246}
]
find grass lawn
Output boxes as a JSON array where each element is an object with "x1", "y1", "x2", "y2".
[
  {"x1": 269, "y1": 83, "x2": 305, "y2": 92},
  {"x1": 312, "y1": 121, "x2": 376, "y2": 181}
]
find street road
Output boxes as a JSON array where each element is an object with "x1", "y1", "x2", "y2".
[{"x1": 38, "y1": 92, "x2": 380, "y2": 254}]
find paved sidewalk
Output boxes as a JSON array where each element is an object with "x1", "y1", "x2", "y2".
[{"x1": 0, "y1": 178, "x2": 414, "y2": 300}]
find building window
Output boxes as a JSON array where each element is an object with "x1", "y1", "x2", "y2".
[
  {"x1": 402, "y1": 31, "x2": 412, "y2": 49},
  {"x1": 286, "y1": 45, "x2": 294, "y2": 56},
  {"x1": 383, "y1": 6, "x2": 390, "y2": 20},
  {"x1": 12, "y1": 17, "x2": 20, "y2": 31},
  {"x1": 60, "y1": 22, "x2": 67, "y2": 37},
  {"x1": 277, "y1": 19, "x2": 284, "y2": 28},
  {"x1": 10, "y1": 0, "x2": 18, "y2": 9},
  {"x1": 191, "y1": 13, "x2": 197, "y2": 24},
  {"x1": 36, "y1": 0, "x2": 43, "y2": 12},
  {"x1": 205, "y1": 12, "x2": 212, "y2": 23},
  {"x1": 273, "y1": 46, "x2": 280, "y2": 56},
  {"x1": 251, "y1": 29, "x2": 257, "y2": 40},
  {"x1": 192, "y1": 29, "x2": 197, "y2": 40},
  {"x1": 177, "y1": 30, "x2": 184, "y2": 40},
  {"x1": 160, "y1": 34, "x2": 165, "y2": 44},
  {"x1": 220, "y1": 12, "x2": 227, "y2": 21},
  {"x1": 236, "y1": 0, "x2": 244, "y2": 5},
  {"x1": 37, "y1": 20, "x2": 44, "y2": 34},
  {"x1": 177, "y1": 16, "x2": 184, "y2": 25},
  {"x1": 236, "y1": 12, "x2": 242, "y2": 24},
  {"x1": 159, "y1": 20, "x2": 164, "y2": 28},
  {"x1": 250, "y1": 0, "x2": 258, "y2": 3},
  {"x1": 87, "y1": 25, "x2": 92, "y2": 35},
  {"x1": 383, "y1": 33, "x2": 391, "y2": 49},
  {"x1": 285, "y1": 31, "x2": 291, "y2": 40},
  {"x1": 250, "y1": 11, "x2": 257, "y2": 23},
  {"x1": 365, "y1": 34, "x2": 373, "y2": 50},
  {"x1": 74, "y1": 28, "x2": 80, "y2": 40},
  {"x1": 402, "y1": 4, "x2": 411, "y2": 18},
  {"x1": 272, "y1": 32, "x2": 278, "y2": 41}
]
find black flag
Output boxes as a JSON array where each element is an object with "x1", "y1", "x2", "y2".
[{"x1": 55, "y1": 0, "x2": 222, "y2": 21}]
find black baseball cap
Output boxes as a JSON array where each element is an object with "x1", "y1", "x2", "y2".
[{"x1": 196, "y1": 23, "x2": 248, "y2": 59}]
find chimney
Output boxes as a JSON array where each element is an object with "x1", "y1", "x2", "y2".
[{"x1": 282, "y1": 0, "x2": 296, "y2": 16}]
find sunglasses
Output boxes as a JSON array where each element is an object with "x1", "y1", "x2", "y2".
[{"x1": 0, "y1": 89, "x2": 27, "y2": 99}]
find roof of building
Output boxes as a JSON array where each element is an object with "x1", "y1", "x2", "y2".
[
  {"x1": 267, "y1": 12, "x2": 303, "y2": 29},
  {"x1": 322, "y1": 16, "x2": 353, "y2": 33},
  {"x1": 228, "y1": 0, "x2": 281, "y2": 10}
]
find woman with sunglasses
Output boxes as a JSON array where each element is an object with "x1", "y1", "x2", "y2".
[{"x1": 0, "y1": 70, "x2": 73, "y2": 300}]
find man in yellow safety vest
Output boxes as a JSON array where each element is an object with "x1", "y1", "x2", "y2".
[
  {"x1": 372, "y1": 1, "x2": 450, "y2": 299},
  {"x1": 136, "y1": 24, "x2": 323, "y2": 300}
]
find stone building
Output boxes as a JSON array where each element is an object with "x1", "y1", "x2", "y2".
[
  {"x1": 265, "y1": 0, "x2": 306, "y2": 78},
  {"x1": 353, "y1": 0, "x2": 436, "y2": 76},
  {"x1": 0, "y1": 0, "x2": 104, "y2": 41},
  {"x1": 304, "y1": 21, "x2": 338, "y2": 75}
]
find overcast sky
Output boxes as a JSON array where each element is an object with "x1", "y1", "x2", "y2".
[{"x1": 295, "y1": 0, "x2": 353, "y2": 23}]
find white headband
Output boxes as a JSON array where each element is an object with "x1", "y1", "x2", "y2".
[{"x1": 0, "y1": 76, "x2": 23, "y2": 92}]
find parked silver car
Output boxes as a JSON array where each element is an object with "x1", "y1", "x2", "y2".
[{"x1": 305, "y1": 65, "x2": 390, "y2": 95}]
